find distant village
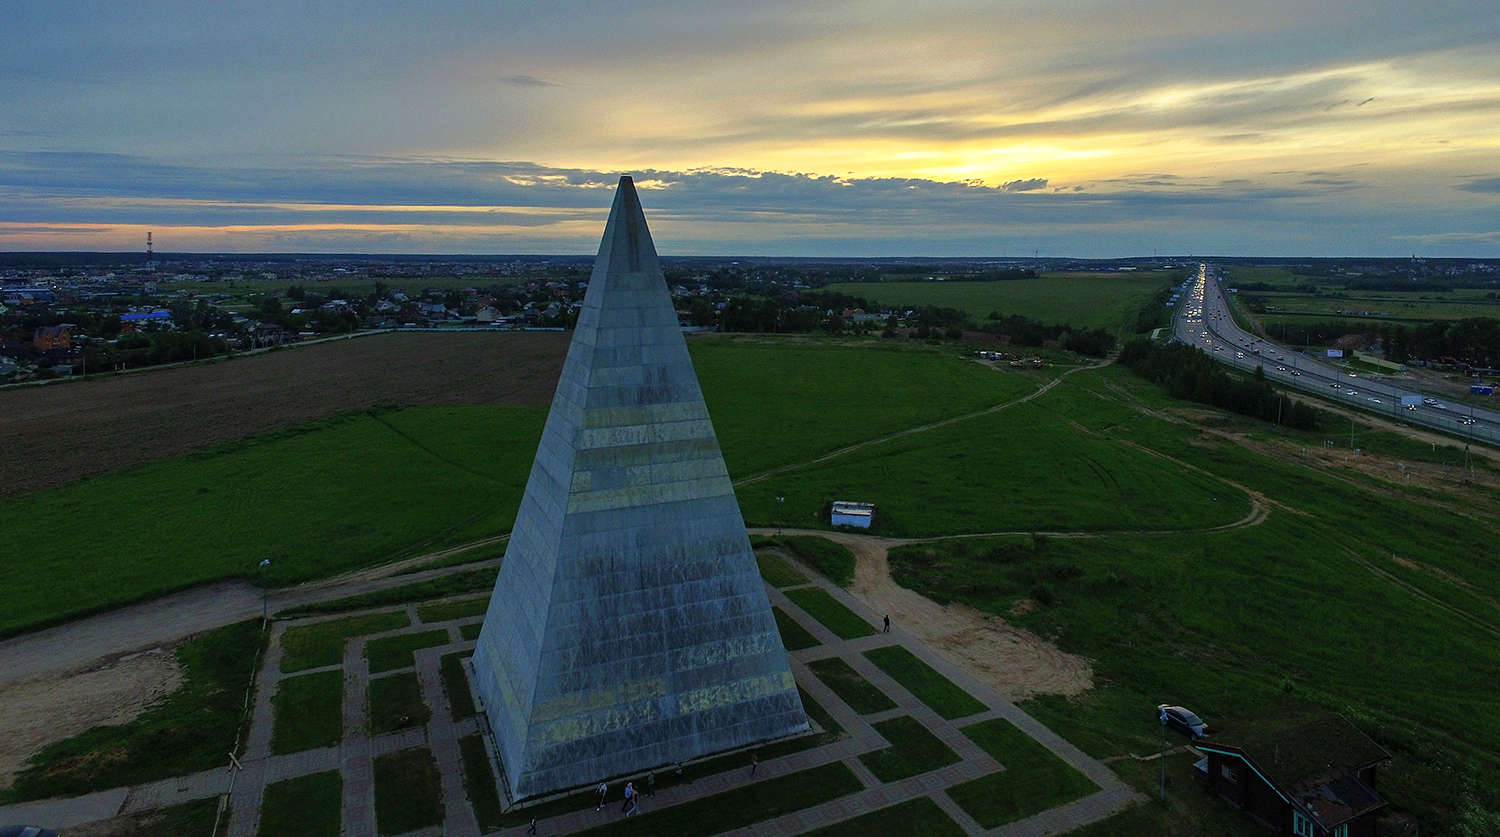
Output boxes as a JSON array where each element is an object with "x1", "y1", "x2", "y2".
[
  {"x1": 0, "y1": 253, "x2": 1053, "y2": 382},
  {"x1": 4, "y1": 252, "x2": 1495, "y2": 383}
]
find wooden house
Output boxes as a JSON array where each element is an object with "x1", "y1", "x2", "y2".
[{"x1": 1195, "y1": 715, "x2": 1390, "y2": 836}]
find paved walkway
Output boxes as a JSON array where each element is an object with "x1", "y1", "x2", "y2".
[{"x1": 1, "y1": 556, "x2": 1143, "y2": 837}]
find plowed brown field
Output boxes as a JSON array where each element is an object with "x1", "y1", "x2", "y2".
[{"x1": 0, "y1": 331, "x2": 569, "y2": 498}]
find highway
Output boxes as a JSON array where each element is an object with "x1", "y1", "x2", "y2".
[{"x1": 1170, "y1": 264, "x2": 1500, "y2": 448}]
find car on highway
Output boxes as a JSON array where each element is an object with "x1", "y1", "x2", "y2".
[
  {"x1": 1291, "y1": 371, "x2": 1302, "y2": 376},
  {"x1": 1368, "y1": 397, "x2": 1381, "y2": 404},
  {"x1": 1458, "y1": 416, "x2": 1477, "y2": 425},
  {"x1": 1276, "y1": 366, "x2": 1287, "y2": 371},
  {"x1": 1157, "y1": 704, "x2": 1209, "y2": 738},
  {"x1": 1330, "y1": 383, "x2": 1341, "y2": 389},
  {"x1": 1349, "y1": 372, "x2": 1357, "y2": 377},
  {"x1": 1236, "y1": 351, "x2": 1244, "y2": 358},
  {"x1": 1423, "y1": 397, "x2": 1439, "y2": 406},
  {"x1": 1347, "y1": 390, "x2": 1359, "y2": 397}
]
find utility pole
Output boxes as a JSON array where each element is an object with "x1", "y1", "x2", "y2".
[{"x1": 1159, "y1": 711, "x2": 1167, "y2": 801}]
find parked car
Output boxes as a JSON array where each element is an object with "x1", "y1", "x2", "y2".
[{"x1": 1157, "y1": 704, "x2": 1209, "y2": 738}]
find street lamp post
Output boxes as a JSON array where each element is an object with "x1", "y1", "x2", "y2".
[
  {"x1": 1159, "y1": 709, "x2": 1167, "y2": 802},
  {"x1": 259, "y1": 558, "x2": 271, "y2": 622},
  {"x1": 776, "y1": 496, "x2": 785, "y2": 536}
]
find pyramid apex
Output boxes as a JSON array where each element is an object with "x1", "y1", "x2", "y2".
[{"x1": 595, "y1": 175, "x2": 659, "y2": 277}]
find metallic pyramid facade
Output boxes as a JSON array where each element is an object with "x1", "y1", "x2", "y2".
[{"x1": 471, "y1": 177, "x2": 807, "y2": 800}]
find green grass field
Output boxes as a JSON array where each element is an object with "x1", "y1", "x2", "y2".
[
  {"x1": 756, "y1": 552, "x2": 810, "y2": 588},
  {"x1": 864, "y1": 646, "x2": 985, "y2": 720},
  {"x1": 773, "y1": 607, "x2": 821, "y2": 651},
  {"x1": 2, "y1": 339, "x2": 1039, "y2": 637},
  {"x1": 739, "y1": 392, "x2": 1253, "y2": 538},
  {"x1": 279, "y1": 568, "x2": 498, "y2": 618},
  {"x1": 823, "y1": 272, "x2": 1175, "y2": 332},
  {"x1": 366, "y1": 629, "x2": 450, "y2": 673},
  {"x1": 280, "y1": 612, "x2": 409, "y2": 673},
  {"x1": 858, "y1": 716, "x2": 961, "y2": 782},
  {"x1": 416, "y1": 596, "x2": 490, "y2": 624},
  {"x1": 259, "y1": 770, "x2": 342, "y2": 837},
  {"x1": 369, "y1": 672, "x2": 431, "y2": 735},
  {"x1": 7, "y1": 331, "x2": 1500, "y2": 828},
  {"x1": 691, "y1": 336, "x2": 1044, "y2": 482},
  {"x1": 783, "y1": 587, "x2": 877, "y2": 639},
  {"x1": 373, "y1": 747, "x2": 444, "y2": 836},
  {"x1": 807, "y1": 657, "x2": 896, "y2": 714},
  {"x1": 946, "y1": 718, "x2": 1098, "y2": 828},
  {"x1": 459, "y1": 735, "x2": 504, "y2": 832},
  {"x1": 800, "y1": 797, "x2": 964, "y2": 837},
  {"x1": 442, "y1": 652, "x2": 476, "y2": 721},
  {"x1": 764, "y1": 536, "x2": 857, "y2": 586},
  {"x1": 271, "y1": 670, "x2": 344, "y2": 754}
]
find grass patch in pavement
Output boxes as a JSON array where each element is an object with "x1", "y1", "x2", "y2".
[
  {"x1": 9, "y1": 620, "x2": 263, "y2": 801},
  {"x1": 757, "y1": 552, "x2": 809, "y2": 588},
  {"x1": 417, "y1": 595, "x2": 490, "y2": 624},
  {"x1": 859, "y1": 716, "x2": 961, "y2": 782},
  {"x1": 460, "y1": 622, "x2": 483, "y2": 640},
  {"x1": 271, "y1": 670, "x2": 344, "y2": 754},
  {"x1": 774, "y1": 607, "x2": 820, "y2": 651},
  {"x1": 442, "y1": 652, "x2": 476, "y2": 721},
  {"x1": 808, "y1": 657, "x2": 896, "y2": 714},
  {"x1": 566, "y1": 761, "x2": 862, "y2": 837},
  {"x1": 367, "y1": 629, "x2": 450, "y2": 673},
  {"x1": 460, "y1": 735, "x2": 504, "y2": 833},
  {"x1": 374, "y1": 747, "x2": 444, "y2": 836},
  {"x1": 864, "y1": 645, "x2": 985, "y2": 720},
  {"x1": 802, "y1": 796, "x2": 965, "y2": 837},
  {"x1": 278, "y1": 568, "x2": 499, "y2": 619},
  {"x1": 259, "y1": 770, "x2": 342, "y2": 837},
  {"x1": 784, "y1": 587, "x2": 875, "y2": 640},
  {"x1": 280, "y1": 611, "x2": 409, "y2": 673},
  {"x1": 369, "y1": 672, "x2": 431, "y2": 735},
  {"x1": 770, "y1": 536, "x2": 857, "y2": 587},
  {"x1": 946, "y1": 718, "x2": 1099, "y2": 828}
]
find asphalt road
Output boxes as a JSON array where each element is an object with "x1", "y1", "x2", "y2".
[{"x1": 1171, "y1": 263, "x2": 1500, "y2": 447}]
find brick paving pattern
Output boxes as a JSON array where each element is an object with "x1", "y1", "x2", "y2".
[{"x1": 0, "y1": 552, "x2": 1143, "y2": 837}]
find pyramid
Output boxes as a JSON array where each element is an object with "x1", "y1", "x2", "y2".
[{"x1": 471, "y1": 176, "x2": 808, "y2": 800}]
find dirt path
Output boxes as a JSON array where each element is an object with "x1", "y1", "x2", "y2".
[
  {"x1": 736, "y1": 360, "x2": 1108, "y2": 487},
  {"x1": 760, "y1": 528, "x2": 1094, "y2": 702},
  {"x1": 0, "y1": 539, "x2": 508, "y2": 790},
  {"x1": 0, "y1": 650, "x2": 182, "y2": 790}
]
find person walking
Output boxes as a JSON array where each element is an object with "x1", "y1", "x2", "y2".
[
  {"x1": 627, "y1": 787, "x2": 642, "y2": 817},
  {"x1": 750, "y1": 752, "x2": 759, "y2": 777},
  {"x1": 622, "y1": 781, "x2": 635, "y2": 813},
  {"x1": 527, "y1": 815, "x2": 537, "y2": 834},
  {"x1": 596, "y1": 781, "x2": 608, "y2": 811},
  {"x1": 647, "y1": 771, "x2": 655, "y2": 798},
  {"x1": 883, "y1": 614, "x2": 890, "y2": 633}
]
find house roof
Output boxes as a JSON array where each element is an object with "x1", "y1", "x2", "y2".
[
  {"x1": 1200, "y1": 714, "x2": 1390, "y2": 829},
  {"x1": 1210, "y1": 714, "x2": 1389, "y2": 788}
]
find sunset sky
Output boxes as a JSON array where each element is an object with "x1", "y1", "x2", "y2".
[{"x1": 2, "y1": 1, "x2": 1497, "y2": 257}]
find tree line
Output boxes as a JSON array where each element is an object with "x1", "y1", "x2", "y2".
[{"x1": 1117, "y1": 338, "x2": 1321, "y2": 430}]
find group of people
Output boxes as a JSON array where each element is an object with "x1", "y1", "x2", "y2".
[{"x1": 595, "y1": 771, "x2": 655, "y2": 817}]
